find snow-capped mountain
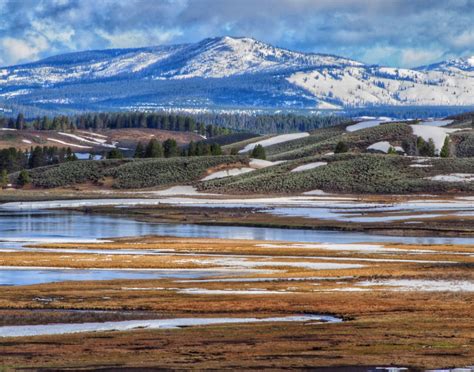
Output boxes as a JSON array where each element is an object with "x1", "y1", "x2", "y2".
[{"x1": 0, "y1": 36, "x2": 473, "y2": 114}]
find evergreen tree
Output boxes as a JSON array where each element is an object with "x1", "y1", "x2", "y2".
[
  {"x1": 195, "y1": 142, "x2": 208, "y2": 156},
  {"x1": 106, "y1": 148, "x2": 123, "y2": 159},
  {"x1": 0, "y1": 169, "x2": 8, "y2": 187},
  {"x1": 387, "y1": 146, "x2": 398, "y2": 155},
  {"x1": 17, "y1": 170, "x2": 30, "y2": 186},
  {"x1": 134, "y1": 142, "x2": 145, "y2": 158},
  {"x1": 418, "y1": 137, "x2": 436, "y2": 157},
  {"x1": 440, "y1": 137, "x2": 450, "y2": 158},
  {"x1": 187, "y1": 141, "x2": 197, "y2": 156},
  {"x1": 7, "y1": 118, "x2": 15, "y2": 129},
  {"x1": 15, "y1": 113, "x2": 25, "y2": 130},
  {"x1": 163, "y1": 139, "x2": 178, "y2": 158},
  {"x1": 66, "y1": 147, "x2": 78, "y2": 161},
  {"x1": 251, "y1": 144, "x2": 266, "y2": 159},
  {"x1": 210, "y1": 143, "x2": 222, "y2": 156},
  {"x1": 416, "y1": 137, "x2": 426, "y2": 155},
  {"x1": 145, "y1": 139, "x2": 164, "y2": 158},
  {"x1": 427, "y1": 139, "x2": 436, "y2": 157},
  {"x1": 29, "y1": 146, "x2": 50, "y2": 168}
]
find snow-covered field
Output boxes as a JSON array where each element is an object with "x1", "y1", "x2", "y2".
[{"x1": 239, "y1": 133, "x2": 309, "y2": 153}]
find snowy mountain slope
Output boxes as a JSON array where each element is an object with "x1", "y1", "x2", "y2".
[
  {"x1": 0, "y1": 37, "x2": 360, "y2": 86},
  {"x1": 288, "y1": 60, "x2": 474, "y2": 107},
  {"x1": 0, "y1": 36, "x2": 474, "y2": 113}
]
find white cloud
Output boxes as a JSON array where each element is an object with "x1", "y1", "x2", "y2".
[
  {"x1": 0, "y1": 35, "x2": 49, "y2": 65},
  {"x1": 360, "y1": 46, "x2": 399, "y2": 66},
  {"x1": 400, "y1": 48, "x2": 443, "y2": 67},
  {"x1": 450, "y1": 30, "x2": 474, "y2": 48},
  {"x1": 31, "y1": 20, "x2": 75, "y2": 46},
  {"x1": 96, "y1": 28, "x2": 183, "y2": 49}
]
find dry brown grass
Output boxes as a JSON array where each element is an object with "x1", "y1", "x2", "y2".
[{"x1": 1, "y1": 235, "x2": 474, "y2": 369}]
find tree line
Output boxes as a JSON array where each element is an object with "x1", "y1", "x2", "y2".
[
  {"x1": 107, "y1": 139, "x2": 224, "y2": 159},
  {"x1": 0, "y1": 146, "x2": 77, "y2": 174},
  {"x1": 188, "y1": 112, "x2": 349, "y2": 133},
  {"x1": 0, "y1": 112, "x2": 231, "y2": 138},
  {"x1": 0, "y1": 111, "x2": 353, "y2": 135}
]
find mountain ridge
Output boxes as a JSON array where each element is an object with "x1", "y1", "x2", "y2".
[{"x1": 1, "y1": 36, "x2": 474, "y2": 114}]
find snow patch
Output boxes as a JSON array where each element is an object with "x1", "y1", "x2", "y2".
[
  {"x1": 239, "y1": 133, "x2": 309, "y2": 153},
  {"x1": 410, "y1": 125, "x2": 461, "y2": 154},
  {"x1": 0, "y1": 314, "x2": 341, "y2": 338},
  {"x1": 359, "y1": 279, "x2": 474, "y2": 292},
  {"x1": 201, "y1": 167, "x2": 255, "y2": 181},
  {"x1": 427, "y1": 173, "x2": 474, "y2": 183},
  {"x1": 134, "y1": 186, "x2": 217, "y2": 196},
  {"x1": 291, "y1": 162, "x2": 327, "y2": 172},
  {"x1": 178, "y1": 288, "x2": 291, "y2": 295},
  {"x1": 367, "y1": 141, "x2": 404, "y2": 153},
  {"x1": 47, "y1": 138, "x2": 92, "y2": 149},
  {"x1": 420, "y1": 119, "x2": 454, "y2": 127},
  {"x1": 249, "y1": 159, "x2": 284, "y2": 169},
  {"x1": 346, "y1": 120, "x2": 388, "y2": 132},
  {"x1": 256, "y1": 243, "x2": 435, "y2": 254}
]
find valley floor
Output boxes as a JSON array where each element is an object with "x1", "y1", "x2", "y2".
[
  {"x1": 0, "y1": 189, "x2": 473, "y2": 370},
  {"x1": 0, "y1": 235, "x2": 473, "y2": 369}
]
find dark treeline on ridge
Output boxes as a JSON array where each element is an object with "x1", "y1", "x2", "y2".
[
  {"x1": 0, "y1": 112, "x2": 230, "y2": 138},
  {"x1": 187, "y1": 112, "x2": 350, "y2": 133},
  {"x1": 131, "y1": 138, "x2": 223, "y2": 159},
  {"x1": 0, "y1": 111, "x2": 351, "y2": 135}
]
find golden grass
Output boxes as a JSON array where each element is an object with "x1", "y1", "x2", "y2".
[{"x1": 1, "y1": 234, "x2": 474, "y2": 369}]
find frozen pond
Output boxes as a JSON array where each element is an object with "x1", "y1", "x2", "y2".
[
  {"x1": 0, "y1": 210, "x2": 472, "y2": 246},
  {"x1": 0, "y1": 268, "x2": 252, "y2": 286}
]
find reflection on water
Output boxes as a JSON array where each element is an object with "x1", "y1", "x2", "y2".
[
  {"x1": 0, "y1": 268, "x2": 250, "y2": 286},
  {"x1": 0, "y1": 210, "x2": 472, "y2": 246}
]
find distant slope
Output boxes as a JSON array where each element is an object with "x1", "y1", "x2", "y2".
[
  {"x1": 12, "y1": 118, "x2": 472, "y2": 195},
  {"x1": 1, "y1": 36, "x2": 474, "y2": 114},
  {"x1": 0, "y1": 128, "x2": 202, "y2": 152}
]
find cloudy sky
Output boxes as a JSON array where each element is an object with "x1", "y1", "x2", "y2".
[{"x1": 1, "y1": 0, "x2": 473, "y2": 68}]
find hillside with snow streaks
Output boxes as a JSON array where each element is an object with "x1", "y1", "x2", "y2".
[{"x1": 1, "y1": 36, "x2": 474, "y2": 112}]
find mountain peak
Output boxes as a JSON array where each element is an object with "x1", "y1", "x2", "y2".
[
  {"x1": 422, "y1": 54, "x2": 474, "y2": 71},
  {"x1": 1, "y1": 36, "x2": 474, "y2": 112}
]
